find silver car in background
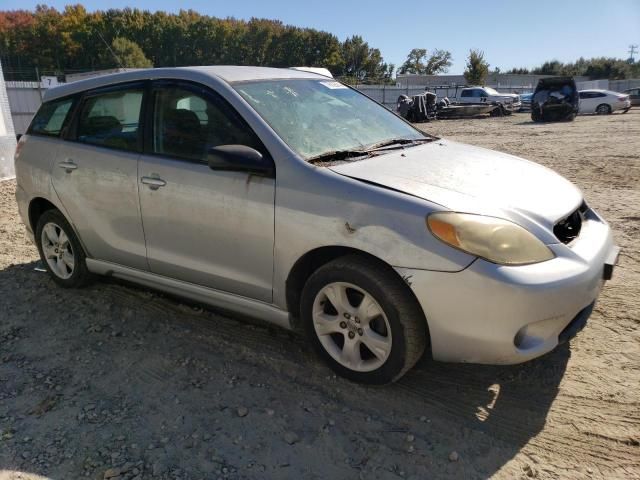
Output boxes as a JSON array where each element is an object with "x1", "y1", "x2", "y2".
[{"x1": 15, "y1": 67, "x2": 619, "y2": 384}]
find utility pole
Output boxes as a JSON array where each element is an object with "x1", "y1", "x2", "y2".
[{"x1": 629, "y1": 44, "x2": 638, "y2": 62}]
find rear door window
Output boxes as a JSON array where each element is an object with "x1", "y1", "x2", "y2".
[
  {"x1": 76, "y1": 87, "x2": 144, "y2": 152},
  {"x1": 29, "y1": 97, "x2": 75, "y2": 137}
]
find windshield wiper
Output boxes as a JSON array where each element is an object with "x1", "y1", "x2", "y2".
[
  {"x1": 307, "y1": 137, "x2": 434, "y2": 163},
  {"x1": 366, "y1": 137, "x2": 433, "y2": 152},
  {"x1": 308, "y1": 149, "x2": 371, "y2": 164}
]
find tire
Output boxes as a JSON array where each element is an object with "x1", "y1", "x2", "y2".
[
  {"x1": 531, "y1": 109, "x2": 542, "y2": 122},
  {"x1": 301, "y1": 255, "x2": 427, "y2": 384},
  {"x1": 35, "y1": 209, "x2": 92, "y2": 288},
  {"x1": 595, "y1": 103, "x2": 611, "y2": 115}
]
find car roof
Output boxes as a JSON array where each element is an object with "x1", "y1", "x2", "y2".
[{"x1": 43, "y1": 66, "x2": 324, "y2": 102}]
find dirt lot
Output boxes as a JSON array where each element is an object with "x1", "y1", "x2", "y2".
[{"x1": 1, "y1": 110, "x2": 639, "y2": 480}]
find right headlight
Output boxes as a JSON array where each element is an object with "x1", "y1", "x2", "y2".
[{"x1": 427, "y1": 212, "x2": 555, "y2": 266}]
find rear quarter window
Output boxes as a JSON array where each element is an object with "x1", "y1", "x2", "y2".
[{"x1": 29, "y1": 97, "x2": 75, "y2": 137}]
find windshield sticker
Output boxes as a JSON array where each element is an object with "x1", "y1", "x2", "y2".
[{"x1": 320, "y1": 81, "x2": 348, "y2": 90}]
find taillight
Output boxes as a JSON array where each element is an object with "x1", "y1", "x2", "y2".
[{"x1": 618, "y1": 96, "x2": 628, "y2": 101}]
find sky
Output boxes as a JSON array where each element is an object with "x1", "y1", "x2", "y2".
[{"x1": 2, "y1": 0, "x2": 640, "y2": 73}]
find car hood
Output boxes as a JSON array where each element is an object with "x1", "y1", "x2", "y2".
[{"x1": 328, "y1": 139, "x2": 582, "y2": 229}]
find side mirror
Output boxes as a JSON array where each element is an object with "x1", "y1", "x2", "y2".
[{"x1": 207, "y1": 145, "x2": 274, "y2": 177}]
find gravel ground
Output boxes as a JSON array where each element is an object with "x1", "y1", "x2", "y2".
[{"x1": 0, "y1": 110, "x2": 638, "y2": 480}]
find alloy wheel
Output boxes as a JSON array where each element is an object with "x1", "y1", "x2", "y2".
[
  {"x1": 312, "y1": 282, "x2": 392, "y2": 372},
  {"x1": 41, "y1": 222, "x2": 75, "y2": 279}
]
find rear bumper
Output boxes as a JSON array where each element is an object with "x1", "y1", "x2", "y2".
[
  {"x1": 395, "y1": 215, "x2": 618, "y2": 365},
  {"x1": 617, "y1": 100, "x2": 632, "y2": 110}
]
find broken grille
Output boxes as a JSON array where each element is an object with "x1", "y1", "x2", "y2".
[{"x1": 554, "y1": 203, "x2": 588, "y2": 244}]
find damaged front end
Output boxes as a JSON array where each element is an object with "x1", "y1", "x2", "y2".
[{"x1": 531, "y1": 76, "x2": 579, "y2": 122}]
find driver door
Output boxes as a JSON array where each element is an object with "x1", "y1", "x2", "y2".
[{"x1": 137, "y1": 81, "x2": 276, "y2": 302}]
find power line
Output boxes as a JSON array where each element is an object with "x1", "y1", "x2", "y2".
[{"x1": 629, "y1": 44, "x2": 638, "y2": 62}]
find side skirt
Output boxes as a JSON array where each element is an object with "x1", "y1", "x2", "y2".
[{"x1": 85, "y1": 259, "x2": 292, "y2": 330}]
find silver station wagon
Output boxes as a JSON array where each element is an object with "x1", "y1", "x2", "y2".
[{"x1": 15, "y1": 67, "x2": 619, "y2": 384}]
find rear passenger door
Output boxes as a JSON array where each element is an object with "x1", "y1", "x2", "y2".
[
  {"x1": 137, "y1": 80, "x2": 275, "y2": 302},
  {"x1": 50, "y1": 82, "x2": 148, "y2": 270}
]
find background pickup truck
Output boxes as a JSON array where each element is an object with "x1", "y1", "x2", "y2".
[{"x1": 456, "y1": 86, "x2": 521, "y2": 113}]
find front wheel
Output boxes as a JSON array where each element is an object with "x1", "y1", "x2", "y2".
[
  {"x1": 301, "y1": 255, "x2": 427, "y2": 384},
  {"x1": 35, "y1": 209, "x2": 92, "y2": 288},
  {"x1": 531, "y1": 107, "x2": 542, "y2": 122}
]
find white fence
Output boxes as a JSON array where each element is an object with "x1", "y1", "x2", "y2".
[
  {"x1": 6, "y1": 81, "x2": 42, "y2": 135},
  {"x1": 0, "y1": 63, "x2": 17, "y2": 180}
]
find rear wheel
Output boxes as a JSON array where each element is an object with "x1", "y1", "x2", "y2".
[
  {"x1": 35, "y1": 209, "x2": 92, "y2": 288},
  {"x1": 301, "y1": 255, "x2": 427, "y2": 384},
  {"x1": 595, "y1": 103, "x2": 611, "y2": 115}
]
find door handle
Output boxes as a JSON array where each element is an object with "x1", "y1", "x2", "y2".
[
  {"x1": 58, "y1": 160, "x2": 78, "y2": 172},
  {"x1": 141, "y1": 176, "x2": 167, "y2": 190}
]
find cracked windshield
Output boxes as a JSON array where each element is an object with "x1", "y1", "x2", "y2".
[{"x1": 235, "y1": 79, "x2": 426, "y2": 160}]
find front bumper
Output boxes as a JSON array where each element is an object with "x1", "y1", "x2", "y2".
[{"x1": 395, "y1": 214, "x2": 618, "y2": 365}]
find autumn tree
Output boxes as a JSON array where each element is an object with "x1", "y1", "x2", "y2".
[
  {"x1": 463, "y1": 49, "x2": 489, "y2": 85},
  {"x1": 0, "y1": 6, "x2": 387, "y2": 79}
]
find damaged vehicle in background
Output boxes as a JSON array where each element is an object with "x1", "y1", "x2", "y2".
[
  {"x1": 519, "y1": 92, "x2": 533, "y2": 111},
  {"x1": 531, "y1": 76, "x2": 579, "y2": 122},
  {"x1": 455, "y1": 86, "x2": 521, "y2": 114},
  {"x1": 15, "y1": 67, "x2": 619, "y2": 384}
]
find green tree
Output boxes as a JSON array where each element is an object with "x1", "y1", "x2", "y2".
[
  {"x1": 105, "y1": 37, "x2": 153, "y2": 68},
  {"x1": 463, "y1": 49, "x2": 489, "y2": 85},
  {"x1": 398, "y1": 48, "x2": 452, "y2": 75},
  {"x1": 506, "y1": 67, "x2": 530, "y2": 74},
  {"x1": 339, "y1": 35, "x2": 389, "y2": 80},
  {"x1": 532, "y1": 60, "x2": 563, "y2": 75}
]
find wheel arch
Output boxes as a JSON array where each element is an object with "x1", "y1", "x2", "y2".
[
  {"x1": 28, "y1": 197, "x2": 89, "y2": 257},
  {"x1": 28, "y1": 197, "x2": 59, "y2": 233},
  {"x1": 285, "y1": 246, "x2": 430, "y2": 338}
]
